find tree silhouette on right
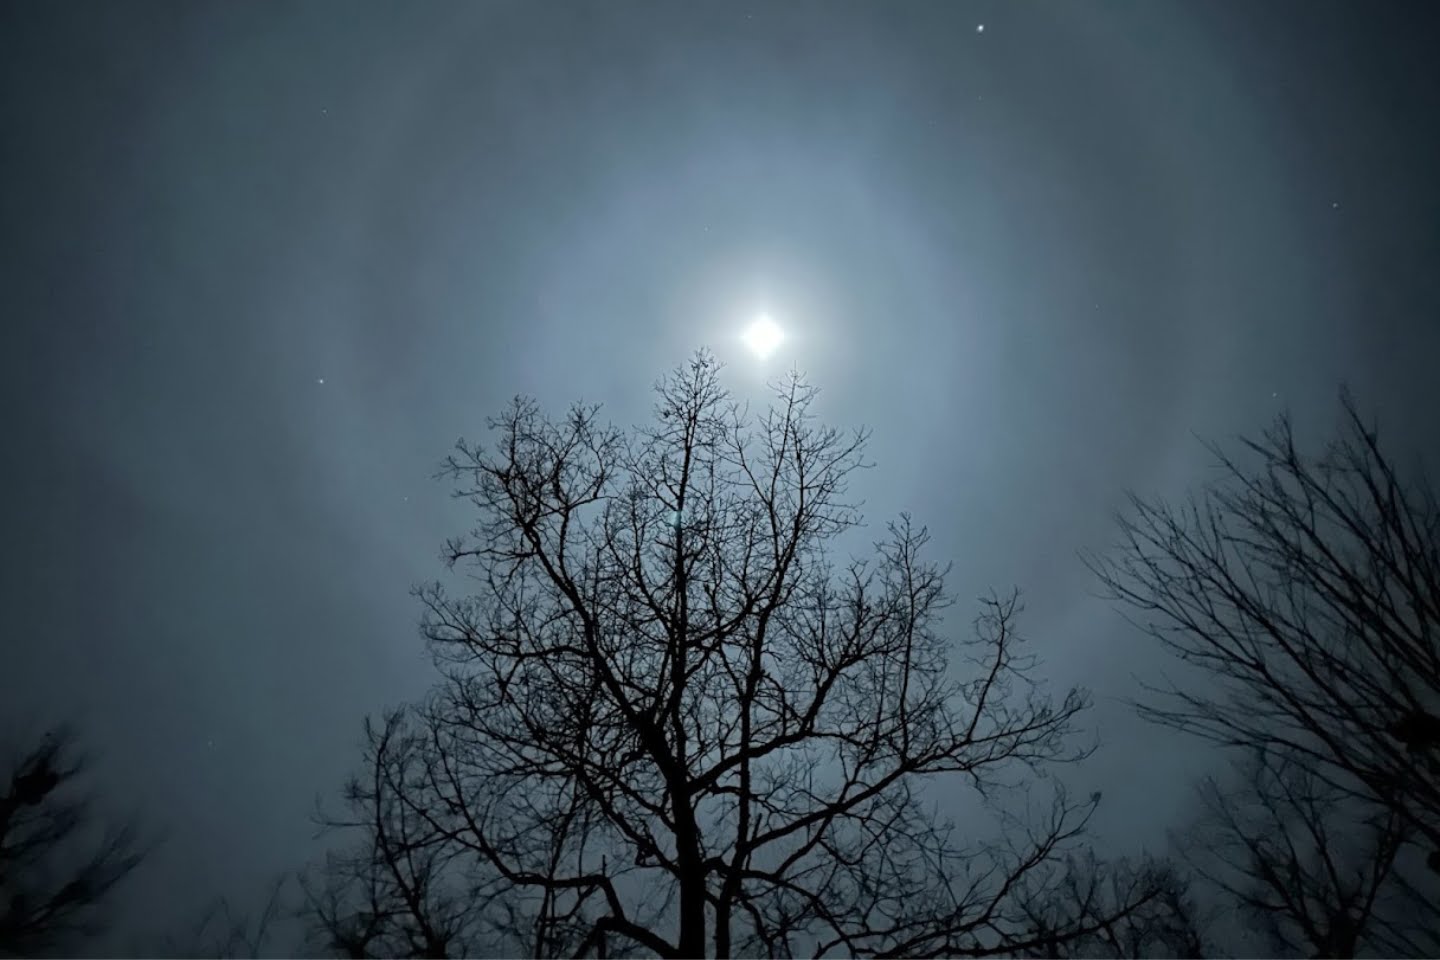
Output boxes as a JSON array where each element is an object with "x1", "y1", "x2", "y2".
[
  {"x1": 1088, "y1": 391, "x2": 1440, "y2": 955},
  {"x1": 1182, "y1": 745, "x2": 1439, "y2": 957}
]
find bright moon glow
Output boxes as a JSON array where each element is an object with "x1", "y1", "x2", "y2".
[{"x1": 742, "y1": 314, "x2": 785, "y2": 359}]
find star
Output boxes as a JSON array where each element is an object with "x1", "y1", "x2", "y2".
[
  {"x1": 976, "y1": 23, "x2": 985, "y2": 33},
  {"x1": 316, "y1": 377, "x2": 325, "y2": 385},
  {"x1": 1331, "y1": 201, "x2": 1340, "y2": 209}
]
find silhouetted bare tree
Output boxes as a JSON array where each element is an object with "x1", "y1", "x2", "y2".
[
  {"x1": 301, "y1": 713, "x2": 511, "y2": 959},
  {"x1": 1013, "y1": 850, "x2": 1208, "y2": 959},
  {"x1": 0, "y1": 728, "x2": 145, "y2": 957},
  {"x1": 1087, "y1": 392, "x2": 1440, "y2": 953},
  {"x1": 316, "y1": 352, "x2": 1171, "y2": 958},
  {"x1": 149, "y1": 874, "x2": 298, "y2": 960},
  {"x1": 1181, "y1": 745, "x2": 1440, "y2": 958}
]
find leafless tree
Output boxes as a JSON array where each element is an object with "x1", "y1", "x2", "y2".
[
  {"x1": 1087, "y1": 392, "x2": 1440, "y2": 952},
  {"x1": 315, "y1": 351, "x2": 1172, "y2": 958},
  {"x1": 1180, "y1": 745, "x2": 1440, "y2": 958},
  {"x1": 0, "y1": 728, "x2": 145, "y2": 957},
  {"x1": 1012, "y1": 849, "x2": 1208, "y2": 959},
  {"x1": 147, "y1": 873, "x2": 299, "y2": 960},
  {"x1": 301, "y1": 713, "x2": 514, "y2": 959}
]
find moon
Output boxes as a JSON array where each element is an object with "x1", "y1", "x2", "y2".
[{"x1": 741, "y1": 314, "x2": 785, "y2": 359}]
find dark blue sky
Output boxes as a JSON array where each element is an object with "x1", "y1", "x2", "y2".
[{"x1": 2, "y1": 0, "x2": 1438, "y2": 949}]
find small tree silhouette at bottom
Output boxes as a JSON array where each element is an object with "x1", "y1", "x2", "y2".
[{"x1": 1181, "y1": 747, "x2": 1439, "y2": 958}]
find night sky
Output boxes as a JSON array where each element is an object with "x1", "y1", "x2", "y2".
[{"x1": 3, "y1": 0, "x2": 1438, "y2": 951}]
